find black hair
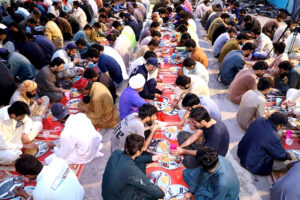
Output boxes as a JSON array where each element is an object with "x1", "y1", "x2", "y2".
[
  {"x1": 244, "y1": 15, "x2": 252, "y2": 22},
  {"x1": 84, "y1": 81, "x2": 93, "y2": 90},
  {"x1": 227, "y1": 27, "x2": 237, "y2": 34},
  {"x1": 106, "y1": 33, "x2": 116, "y2": 42},
  {"x1": 203, "y1": 0, "x2": 209, "y2": 4},
  {"x1": 138, "y1": 103, "x2": 157, "y2": 119},
  {"x1": 237, "y1": 32, "x2": 249, "y2": 40},
  {"x1": 278, "y1": 61, "x2": 293, "y2": 71},
  {"x1": 0, "y1": 28, "x2": 6, "y2": 35},
  {"x1": 144, "y1": 51, "x2": 157, "y2": 59},
  {"x1": 112, "y1": 20, "x2": 122, "y2": 29},
  {"x1": 196, "y1": 147, "x2": 219, "y2": 171},
  {"x1": 181, "y1": 32, "x2": 191, "y2": 41},
  {"x1": 190, "y1": 106, "x2": 211, "y2": 122},
  {"x1": 273, "y1": 42, "x2": 286, "y2": 54},
  {"x1": 182, "y1": 93, "x2": 200, "y2": 107},
  {"x1": 93, "y1": 22, "x2": 101, "y2": 28},
  {"x1": 148, "y1": 39, "x2": 159, "y2": 46},
  {"x1": 124, "y1": 134, "x2": 145, "y2": 156},
  {"x1": 175, "y1": 6, "x2": 184, "y2": 14},
  {"x1": 99, "y1": 7, "x2": 107, "y2": 13},
  {"x1": 84, "y1": 68, "x2": 98, "y2": 79},
  {"x1": 220, "y1": 13, "x2": 230, "y2": 19},
  {"x1": 40, "y1": 16, "x2": 49, "y2": 24},
  {"x1": 257, "y1": 77, "x2": 272, "y2": 91},
  {"x1": 277, "y1": 12, "x2": 287, "y2": 20},
  {"x1": 46, "y1": 13, "x2": 56, "y2": 20},
  {"x1": 26, "y1": 33, "x2": 34, "y2": 40},
  {"x1": 150, "y1": 21, "x2": 160, "y2": 29},
  {"x1": 158, "y1": 7, "x2": 167, "y2": 15},
  {"x1": 268, "y1": 112, "x2": 288, "y2": 126},
  {"x1": 73, "y1": 0, "x2": 80, "y2": 7},
  {"x1": 50, "y1": 57, "x2": 65, "y2": 67},
  {"x1": 242, "y1": 42, "x2": 256, "y2": 51},
  {"x1": 15, "y1": 155, "x2": 43, "y2": 176},
  {"x1": 183, "y1": 57, "x2": 196, "y2": 68},
  {"x1": 87, "y1": 48, "x2": 100, "y2": 58},
  {"x1": 251, "y1": 27, "x2": 261, "y2": 35},
  {"x1": 99, "y1": 14, "x2": 107, "y2": 19},
  {"x1": 252, "y1": 60, "x2": 269, "y2": 70},
  {"x1": 75, "y1": 38, "x2": 86, "y2": 46},
  {"x1": 178, "y1": 24, "x2": 188, "y2": 33},
  {"x1": 175, "y1": 75, "x2": 191, "y2": 87},
  {"x1": 238, "y1": 8, "x2": 246, "y2": 14},
  {"x1": 90, "y1": 43, "x2": 104, "y2": 51},
  {"x1": 151, "y1": 30, "x2": 161, "y2": 38},
  {"x1": 8, "y1": 101, "x2": 30, "y2": 116},
  {"x1": 60, "y1": 11, "x2": 68, "y2": 18},
  {"x1": 27, "y1": 18, "x2": 37, "y2": 24},
  {"x1": 184, "y1": 39, "x2": 196, "y2": 48},
  {"x1": 83, "y1": 24, "x2": 92, "y2": 30}
]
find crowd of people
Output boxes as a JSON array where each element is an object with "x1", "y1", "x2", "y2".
[{"x1": 0, "y1": 0, "x2": 300, "y2": 199}]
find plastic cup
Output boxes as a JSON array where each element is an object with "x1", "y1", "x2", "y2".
[
  {"x1": 159, "y1": 74, "x2": 164, "y2": 80},
  {"x1": 170, "y1": 144, "x2": 177, "y2": 150},
  {"x1": 158, "y1": 97, "x2": 163, "y2": 102},
  {"x1": 276, "y1": 98, "x2": 282, "y2": 106},
  {"x1": 172, "y1": 53, "x2": 176, "y2": 59},
  {"x1": 64, "y1": 91, "x2": 70, "y2": 100}
]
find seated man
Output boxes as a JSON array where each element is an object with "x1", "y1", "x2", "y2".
[
  {"x1": 131, "y1": 57, "x2": 162, "y2": 100},
  {"x1": 220, "y1": 42, "x2": 256, "y2": 85},
  {"x1": 238, "y1": 112, "x2": 295, "y2": 175},
  {"x1": 0, "y1": 101, "x2": 41, "y2": 165},
  {"x1": 139, "y1": 30, "x2": 161, "y2": 47},
  {"x1": 179, "y1": 93, "x2": 222, "y2": 128},
  {"x1": 275, "y1": 61, "x2": 300, "y2": 93},
  {"x1": 46, "y1": 103, "x2": 103, "y2": 164},
  {"x1": 172, "y1": 75, "x2": 210, "y2": 110},
  {"x1": 10, "y1": 80, "x2": 50, "y2": 121},
  {"x1": 213, "y1": 27, "x2": 237, "y2": 58},
  {"x1": 181, "y1": 147, "x2": 240, "y2": 200},
  {"x1": 102, "y1": 134, "x2": 165, "y2": 200},
  {"x1": 119, "y1": 74, "x2": 147, "y2": 119},
  {"x1": 207, "y1": 13, "x2": 230, "y2": 41},
  {"x1": 229, "y1": 61, "x2": 268, "y2": 104},
  {"x1": 270, "y1": 161, "x2": 300, "y2": 200},
  {"x1": 83, "y1": 68, "x2": 117, "y2": 104},
  {"x1": 35, "y1": 57, "x2": 66, "y2": 103},
  {"x1": 185, "y1": 39, "x2": 208, "y2": 68},
  {"x1": 267, "y1": 42, "x2": 289, "y2": 76},
  {"x1": 134, "y1": 39, "x2": 159, "y2": 60},
  {"x1": 174, "y1": 107, "x2": 229, "y2": 168},
  {"x1": 262, "y1": 13, "x2": 285, "y2": 40},
  {"x1": 251, "y1": 28, "x2": 274, "y2": 59},
  {"x1": 237, "y1": 77, "x2": 272, "y2": 130},
  {"x1": 129, "y1": 50, "x2": 157, "y2": 77},
  {"x1": 14, "y1": 155, "x2": 84, "y2": 200},
  {"x1": 112, "y1": 104, "x2": 158, "y2": 152},
  {"x1": 183, "y1": 57, "x2": 209, "y2": 84},
  {"x1": 74, "y1": 78, "x2": 117, "y2": 129}
]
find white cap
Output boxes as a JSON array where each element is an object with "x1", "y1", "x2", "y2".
[{"x1": 129, "y1": 74, "x2": 146, "y2": 89}]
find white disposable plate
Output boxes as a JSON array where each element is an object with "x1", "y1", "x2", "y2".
[
  {"x1": 163, "y1": 108, "x2": 179, "y2": 116},
  {"x1": 35, "y1": 141, "x2": 49, "y2": 158},
  {"x1": 169, "y1": 66, "x2": 181, "y2": 74},
  {"x1": 164, "y1": 184, "x2": 188, "y2": 200},
  {"x1": 286, "y1": 149, "x2": 300, "y2": 160},
  {"x1": 163, "y1": 126, "x2": 178, "y2": 140},
  {"x1": 158, "y1": 154, "x2": 182, "y2": 170},
  {"x1": 11, "y1": 186, "x2": 35, "y2": 200},
  {"x1": 0, "y1": 177, "x2": 24, "y2": 199},
  {"x1": 147, "y1": 171, "x2": 171, "y2": 191},
  {"x1": 66, "y1": 98, "x2": 81, "y2": 109},
  {"x1": 148, "y1": 139, "x2": 170, "y2": 154},
  {"x1": 50, "y1": 139, "x2": 60, "y2": 153}
]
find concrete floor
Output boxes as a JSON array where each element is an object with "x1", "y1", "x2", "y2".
[{"x1": 79, "y1": 10, "x2": 275, "y2": 200}]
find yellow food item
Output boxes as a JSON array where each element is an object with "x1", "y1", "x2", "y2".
[
  {"x1": 167, "y1": 127, "x2": 175, "y2": 133},
  {"x1": 24, "y1": 147, "x2": 38, "y2": 156},
  {"x1": 71, "y1": 92, "x2": 80, "y2": 97},
  {"x1": 70, "y1": 102, "x2": 79, "y2": 108},
  {"x1": 161, "y1": 154, "x2": 170, "y2": 162},
  {"x1": 164, "y1": 107, "x2": 172, "y2": 112},
  {"x1": 160, "y1": 176, "x2": 169, "y2": 185},
  {"x1": 159, "y1": 141, "x2": 169, "y2": 152},
  {"x1": 170, "y1": 68, "x2": 176, "y2": 73}
]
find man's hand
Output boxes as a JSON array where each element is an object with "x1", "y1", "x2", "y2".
[
  {"x1": 178, "y1": 120, "x2": 185, "y2": 130},
  {"x1": 170, "y1": 147, "x2": 184, "y2": 156},
  {"x1": 73, "y1": 58, "x2": 79, "y2": 65},
  {"x1": 289, "y1": 152, "x2": 297, "y2": 161},
  {"x1": 14, "y1": 186, "x2": 29, "y2": 199},
  {"x1": 155, "y1": 93, "x2": 161, "y2": 98},
  {"x1": 152, "y1": 153, "x2": 163, "y2": 161},
  {"x1": 36, "y1": 98, "x2": 44, "y2": 105},
  {"x1": 23, "y1": 143, "x2": 38, "y2": 149},
  {"x1": 184, "y1": 192, "x2": 193, "y2": 199},
  {"x1": 22, "y1": 133, "x2": 31, "y2": 144},
  {"x1": 47, "y1": 141, "x2": 56, "y2": 150}
]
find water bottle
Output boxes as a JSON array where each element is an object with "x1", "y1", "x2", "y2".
[{"x1": 285, "y1": 130, "x2": 294, "y2": 146}]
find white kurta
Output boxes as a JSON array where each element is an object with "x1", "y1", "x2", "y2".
[
  {"x1": 45, "y1": 113, "x2": 103, "y2": 165},
  {"x1": 74, "y1": 7, "x2": 87, "y2": 28},
  {"x1": 183, "y1": 61, "x2": 209, "y2": 84},
  {"x1": 33, "y1": 157, "x2": 84, "y2": 200}
]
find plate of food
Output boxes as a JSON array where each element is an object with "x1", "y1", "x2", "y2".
[
  {"x1": 66, "y1": 98, "x2": 81, "y2": 109},
  {"x1": 0, "y1": 177, "x2": 24, "y2": 199},
  {"x1": 50, "y1": 139, "x2": 60, "y2": 153},
  {"x1": 169, "y1": 66, "x2": 181, "y2": 74},
  {"x1": 154, "y1": 97, "x2": 170, "y2": 104},
  {"x1": 70, "y1": 88, "x2": 80, "y2": 98},
  {"x1": 11, "y1": 186, "x2": 35, "y2": 200},
  {"x1": 151, "y1": 101, "x2": 168, "y2": 111},
  {"x1": 162, "y1": 49, "x2": 170, "y2": 54},
  {"x1": 164, "y1": 184, "x2": 188, "y2": 200},
  {"x1": 147, "y1": 171, "x2": 171, "y2": 192},
  {"x1": 148, "y1": 139, "x2": 170, "y2": 154},
  {"x1": 163, "y1": 126, "x2": 178, "y2": 140},
  {"x1": 158, "y1": 154, "x2": 182, "y2": 170},
  {"x1": 24, "y1": 141, "x2": 49, "y2": 158},
  {"x1": 286, "y1": 149, "x2": 300, "y2": 160},
  {"x1": 168, "y1": 59, "x2": 181, "y2": 65},
  {"x1": 288, "y1": 117, "x2": 300, "y2": 127},
  {"x1": 163, "y1": 107, "x2": 179, "y2": 116},
  {"x1": 266, "y1": 106, "x2": 288, "y2": 115}
]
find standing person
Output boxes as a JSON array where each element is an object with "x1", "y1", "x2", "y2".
[
  {"x1": 41, "y1": 14, "x2": 63, "y2": 49},
  {"x1": 229, "y1": 61, "x2": 268, "y2": 104},
  {"x1": 119, "y1": 74, "x2": 147, "y2": 119},
  {"x1": 10, "y1": 80, "x2": 49, "y2": 121},
  {"x1": 14, "y1": 155, "x2": 84, "y2": 200},
  {"x1": 237, "y1": 77, "x2": 272, "y2": 130},
  {"x1": 220, "y1": 42, "x2": 256, "y2": 85},
  {"x1": 74, "y1": 78, "x2": 117, "y2": 129},
  {"x1": 185, "y1": 39, "x2": 208, "y2": 68},
  {"x1": 46, "y1": 103, "x2": 103, "y2": 164},
  {"x1": 35, "y1": 57, "x2": 66, "y2": 103},
  {"x1": 238, "y1": 112, "x2": 295, "y2": 175},
  {"x1": 111, "y1": 104, "x2": 159, "y2": 152},
  {"x1": 102, "y1": 134, "x2": 165, "y2": 200},
  {"x1": 0, "y1": 101, "x2": 41, "y2": 165},
  {"x1": 173, "y1": 107, "x2": 229, "y2": 168}
]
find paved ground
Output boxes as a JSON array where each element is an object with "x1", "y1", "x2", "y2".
[{"x1": 79, "y1": 9, "x2": 277, "y2": 200}]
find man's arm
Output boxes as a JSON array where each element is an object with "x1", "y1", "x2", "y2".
[
  {"x1": 143, "y1": 125, "x2": 159, "y2": 151},
  {"x1": 180, "y1": 129, "x2": 203, "y2": 148}
]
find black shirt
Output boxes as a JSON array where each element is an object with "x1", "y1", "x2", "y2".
[
  {"x1": 97, "y1": 73, "x2": 117, "y2": 104},
  {"x1": 0, "y1": 61, "x2": 17, "y2": 106}
]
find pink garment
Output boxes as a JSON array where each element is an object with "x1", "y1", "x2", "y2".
[{"x1": 183, "y1": 0, "x2": 193, "y2": 13}]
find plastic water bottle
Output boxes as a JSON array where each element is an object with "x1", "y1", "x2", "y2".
[{"x1": 285, "y1": 130, "x2": 294, "y2": 146}]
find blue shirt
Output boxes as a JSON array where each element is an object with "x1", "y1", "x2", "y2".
[
  {"x1": 119, "y1": 86, "x2": 146, "y2": 119},
  {"x1": 220, "y1": 50, "x2": 245, "y2": 85},
  {"x1": 34, "y1": 35, "x2": 56, "y2": 63},
  {"x1": 73, "y1": 30, "x2": 92, "y2": 54},
  {"x1": 184, "y1": 156, "x2": 240, "y2": 200},
  {"x1": 7, "y1": 52, "x2": 36, "y2": 81},
  {"x1": 199, "y1": 95, "x2": 222, "y2": 121},
  {"x1": 238, "y1": 117, "x2": 291, "y2": 175},
  {"x1": 98, "y1": 54, "x2": 123, "y2": 84}
]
